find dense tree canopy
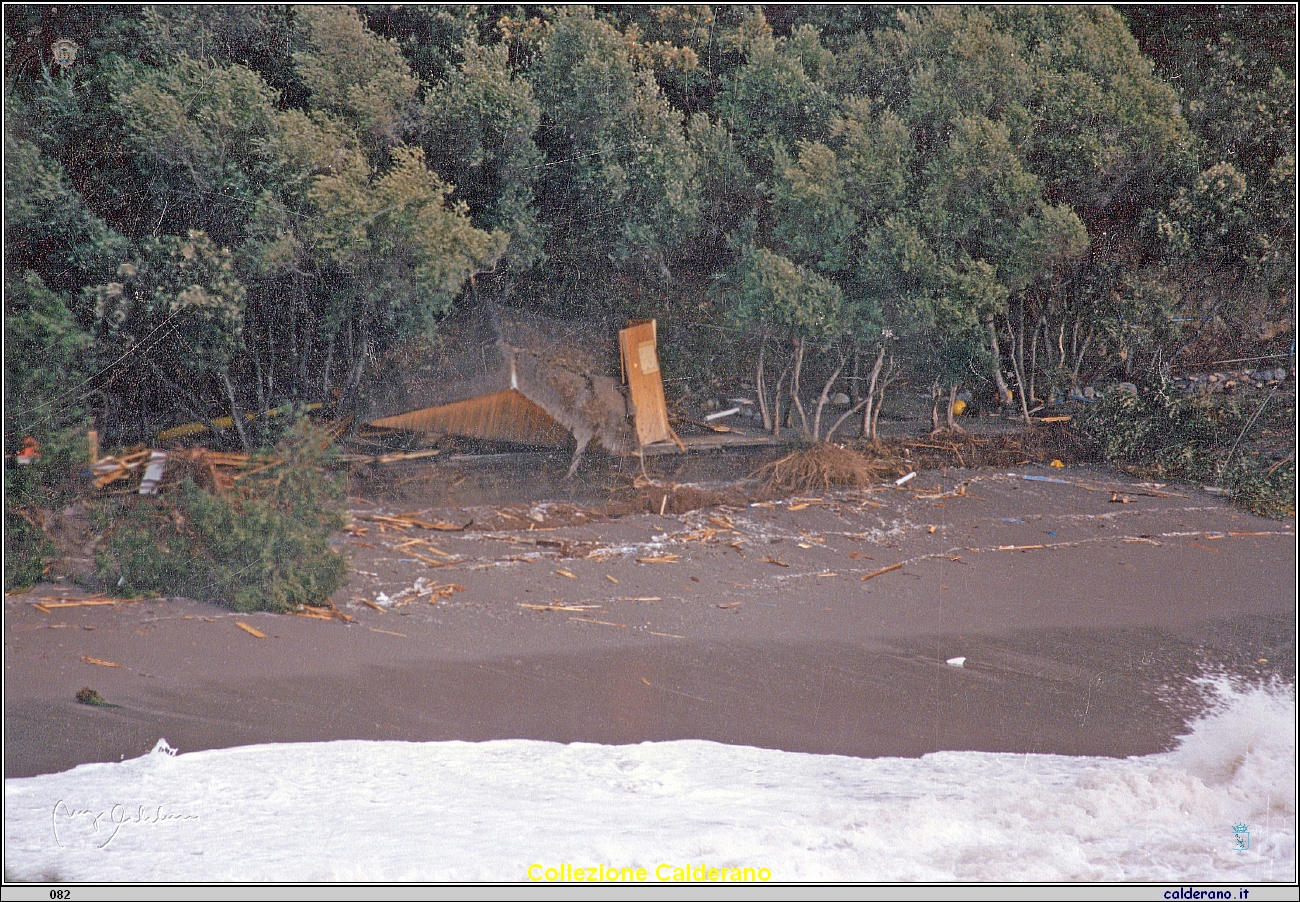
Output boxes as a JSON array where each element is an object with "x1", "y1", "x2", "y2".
[{"x1": 4, "y1": 4, "x2": 1294, "y2": 449}]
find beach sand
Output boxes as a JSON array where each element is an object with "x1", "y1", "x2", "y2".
[{"x1": 5, "y1": 465, "x2": 1294, "y2": 778}]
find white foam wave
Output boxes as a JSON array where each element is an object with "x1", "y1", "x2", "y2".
[{"x1": 5, "y1": 680, "x2": 1292, "y2": 882}]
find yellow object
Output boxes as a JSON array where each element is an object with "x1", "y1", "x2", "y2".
[
  {"x1": 952, "y1": 399, "x2": 967, "y2": 416},
  {"x1": 1050, "y1": 459, "x2": 1065, "y2": 468}
]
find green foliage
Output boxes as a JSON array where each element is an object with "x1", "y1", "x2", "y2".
[
  {"x1": 716, "y1": 10, "x2": 835, "y2": 171},
  {"x1": 96, "y1": 421, "x2": 348, "y2": 611},
  {"x1": 726, "y1": 245, "x2": 846, "y2": 340},
  {"x1": 87, "y1": 231, "x2": 246, "y2": 377},
  {"x1": 418, "y1": 38, "x2": 546, "y2": 274},
  {"x1": 531, "y1": 6, "x2": 700, "y2": 271},
  {"x1": 293, "y1": 5, "x2": 419, "y2": 153},
  {"x1": 1076, "y1": 384, "x2": 1296, "y2": 518},
  {"x1": 3, "y1": 129, "x2": 130, "y2": 295}
]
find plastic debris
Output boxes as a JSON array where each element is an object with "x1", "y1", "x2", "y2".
[
  {"x1": 895, "y1": 472, "x2": 917, "y2": 486},
  {"x1": 946, "y1": 656, "x2": 966, "y2": 668}
]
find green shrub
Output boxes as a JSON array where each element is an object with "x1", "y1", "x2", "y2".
[
  {"x1": 4, "y1": 428, "x2": 93, "y2": 590},
  {"x1": 95, "y1": 420, "x2": 348, "y2": 611},
  {"x1": 1076, "y1": 381, "x2": 1295, "y2": 518}
]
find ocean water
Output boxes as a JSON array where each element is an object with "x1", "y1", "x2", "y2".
[{"x1": 5, "y1": 679, "x2": 1293, "y2": 883}]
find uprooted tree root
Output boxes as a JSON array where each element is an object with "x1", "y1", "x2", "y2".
[{"x1": 751, "y1": 443, "x2": 906, "y2": 494}]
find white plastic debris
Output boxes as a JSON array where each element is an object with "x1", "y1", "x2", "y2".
[
  {"x1": 895, "y1": 472, "x2": 917, "y2": 486},
  {"x1": 946, "y1": 657, "x2": 966, "y2": 668},
  {"x1": 139, "y1": 450, "x2": 168, "y2": 495},
  {"x1": 705, "y1": 407, "x2": 740, "y2": 421},
  {"x1": 151, "y1": 738, "x2": 178, "y2": 756},
  {"x1": 375, "y1": 592, "x2": 392, "y2": 607}
]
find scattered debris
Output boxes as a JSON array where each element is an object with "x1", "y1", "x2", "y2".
[
  {"x1": 568, "y1": 617, "x2": 627, "y2": 628},
  {"x1": 895, "y1": 471, "x2": 917, "y2": 486},
  {"x1": 636, "y1": 554, "x2": 680, "y2": 563},
  {"x1": 81, "y1": 656, "x2": 120, "y2": 667},
  {"x1": 860, "y1": 562, "x2": 903, "y2": 581},
  {"x1": 235, "y1": 622, "x2": 267, "y2": 638},
  {"x1": 337, "y1": 449, "x2": 441, "y2": 465},
  {"x1": 367, "y1": 627, "x2": 408, "y2": 638},
  {"x1": 946, "y1": 656, "x2": 966, "y2": 668},
  {"x1": 75, "y1": 687, "x2": 121, "y2": 707},
  {"x1": 762, "y1": 557, "x2": 789, "y2": 568},
  {"x1": 138, "y1": 451, "x2": 168, "y2": 495},
  {"x1": 520, "y1": 603, "x2": 602, "y2": 612},
  {"x1": 555, "y1": 569, "x2": 577, "y2": 579}
]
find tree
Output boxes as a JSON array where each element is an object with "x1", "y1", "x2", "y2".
[
  {"x1": 530, "y1": 6, "x2": 700, "y2": 288},
  {"x1": 417, "y1": 38, "x2": 546, "y2": 280}
]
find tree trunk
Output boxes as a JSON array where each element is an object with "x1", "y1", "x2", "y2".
[
  {"x1": 790, "y1": 338, "x2": 809, "y2": 438},
  {"x1": 946, "y1": 382, "x2": 964, "y2": 432},
  {"x1": 929, "y1": 378, "x2": 942, "y2": 434},
  {"x1": 756, "y1": 336, "x2": 771, "y2": 432},
  {"x1": 1004, "y1": 315, "x2": 1033, "y2": 426},
  {"x1": 985, "y1": 315, "x2": 1014, "y2": 408},
  {"x1": 812, "y1": 355, "x2": 845, "y2": 442},
  {"x1": 860, "y1": 344, "x2": 885, "y2": 441},
  {"x1": 222, "y1": 369, "x2": 253, "y2": 454},
  {"x1": 871, "y1": 355, "x2": 895, "y2": 440},
  {"x1": 1028, "y1": 316, "x2": 1042, "y2": 408},
  {"x1": 772, "y1": 366, "x2": 790, "y2": 438},
  {"x1": 826, "y1": 396, "x2": 868, "y2": 443}
]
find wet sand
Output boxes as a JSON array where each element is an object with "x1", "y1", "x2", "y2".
[{"x1": 5, "y1": 465, "x2": 1294, "y2": 778}]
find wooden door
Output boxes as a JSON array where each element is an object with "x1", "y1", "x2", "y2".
[{"x1": 619, "y1": 320, "x2": 679, "y2": 448}]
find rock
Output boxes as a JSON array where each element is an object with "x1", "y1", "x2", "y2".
[
  {"x1": 831, "y1": 392, "x2": 851, "y2": 407},
  {"x1": 1115, "y1": 382, "x2": 1138, "y2": 396}
]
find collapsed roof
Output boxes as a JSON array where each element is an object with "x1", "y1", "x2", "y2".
[{"x1": 362, "y1": 304, "x2": 641, "y2": 471}]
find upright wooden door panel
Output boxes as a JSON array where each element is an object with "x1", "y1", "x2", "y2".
[{"x1": 619, "y1": 320, "x2": 678, "y2": 448}]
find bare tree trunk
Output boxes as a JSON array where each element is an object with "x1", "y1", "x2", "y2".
[
  {"x1": 985, "y1": 315, "x2": 1014, "y2": 408},
  {"x1": 1071, "y1": 330, "x2": 1093, "y2": 386},
  {"x1": 860, "y1": 344, "x2": 885, "y2": 441},
  {"x1": 946, "y1": 382, "x2": 965, "y2": 432},
  {"x1": 871, "y1": 355, "x2": 896, "y2": 440},
  {"x1": 222, "y1": 369, "x2": 253, "y2": 454},
  {"x1": 826, "y1": 396, "x2": 868, "y2": 442},
  {"x1": 1004, "y1": 315, "x2": 1033, "y2": 426},
  {"x1": 791, "y1": 338, "x2": 809, "y2": 438},
  {"x1": 772, "y1": 366, "x2": 790, "y2": 438},
  {"x1": 1028, "y1": 316, "x2": 1041, "y2": 407},
  {"x1": 756, "y1": 335, "x2": 771, "y2": 432},
  {"x1": 929, "y1": 377, "x2": 942, "y2": 434},
  {"x1": 812, "y1": 355, "x2": 846, "y2": 442}
]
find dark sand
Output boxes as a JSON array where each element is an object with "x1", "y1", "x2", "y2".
[{"x1": 5, "y1": 464, "x2": 1294, "y2": 778}]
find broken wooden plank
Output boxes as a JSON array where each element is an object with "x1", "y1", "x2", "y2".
[
  {"x1": 860, "y1": 562, "x2": 903, "y2": 581},
  {"x1": 81, "y1": 656, "x2": 120, "y2": 667},
  {"x1": 568, "y1": 617, "x2": 627, "y2": 628},
  {"x1": 235, "y1": 621, "x2": 267, "y2": 638}
]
